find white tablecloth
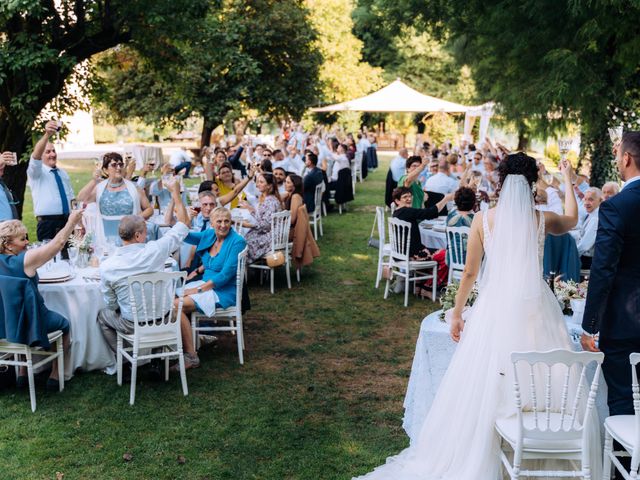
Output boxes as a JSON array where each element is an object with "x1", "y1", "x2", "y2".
[
  {"x1": 38, "y1": 267, "x2": 115, "y2": 380},
  {"x1": 129, "y1": 145, "x2": 164, "y2": 170},
  {"x1": 402, "y1": 309, "x2": 609, "y2": 444},
  {"x1": 419, "y1": 225, "x2": 447, "y2": 250}
]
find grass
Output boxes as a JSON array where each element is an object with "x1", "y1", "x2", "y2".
[{"x1": 2, "y1": 154, "x2": 439, "y2": 480}]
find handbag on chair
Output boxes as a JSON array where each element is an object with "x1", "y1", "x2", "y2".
[
  {"x1": 265, "y1": 251, "x2": 286, "y2": 267},
  {"x1": 368, "y1": 214, "x2": 380, "y2": 249}
]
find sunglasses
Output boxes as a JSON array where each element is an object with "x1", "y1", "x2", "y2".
[{"x1": 109, "y1": 162, "x2": 124, "y2": 168}]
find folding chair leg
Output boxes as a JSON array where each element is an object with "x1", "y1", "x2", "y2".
[
  {"x1": 296, "y1": 268, "x2": 300, "y2": 283},
  {"x1": 191, "y1": 315, "x2": 198, "y2": 352},
  {"x1": 236, "y1": 325, "x2": 244, "y2": 365},
  {"x1": 26, "y1": 353, "x2": 36, "y2": 412},
  {"x1": 313, "y1": 219, "x2": 318, "y2": 240},
  {"x1": 375, "y1": 254, "x2": 383, "y2": 289},
  {"x1": 117, "y1": 337, "x2": 123, "y2": 386},
  {"x1": 285, "y1": 260, "x2": 291, "y2": 289},
  {"x1": 165, "y1": 354, "x2": 170, "y2": 382},
  {"x1": 270, "y1": 268, "x2": 275, "y2": 294},
  {"x1": 602, "y1": 431, "x2": 613, "y2": 480},
  {"x1": 178, "y1": 350, "x2": 188, "y2": 396},
  {"x1": 129, "y1": 358, "x2": 138, "y2": 405},
  {"x1": 404, "y1": 274, "x2": 410, "y2": 307},
  {"x1": 384, "y1": 275, "x2": 391, "y2": 300},
  {"x1": 56, "y1": 337, "x2": 64, "y2": 391},
  {"x1": 432, "y1": 265, "x2": 437, "y2": 300},
  {"x1": 319, "y1": 218, "x2": 323, "y2": 236}
]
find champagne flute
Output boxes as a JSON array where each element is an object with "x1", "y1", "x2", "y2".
[
  {"x1": 608, "y1": 126, "x2": 623, "y2": 145},
  {"x1": 558, "y1": 139, "x2": 572, "y2": 161}
]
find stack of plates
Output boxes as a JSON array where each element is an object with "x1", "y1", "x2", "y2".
[{"x1": 38, "y1": 263, "x2": 73, "y2": 283}]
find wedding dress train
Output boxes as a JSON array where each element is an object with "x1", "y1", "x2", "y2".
[{"x1": 354, "y1": 175, "x2": 602, "y2": 480}]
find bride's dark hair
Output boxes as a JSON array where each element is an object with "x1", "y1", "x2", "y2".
[{"x1": 495, "y1": 152, "x2": 538, "y2": 197}]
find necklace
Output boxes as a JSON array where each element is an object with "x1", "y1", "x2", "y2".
[{"x1": 108, "y1": 180, "x2": 124, "y2": 188}]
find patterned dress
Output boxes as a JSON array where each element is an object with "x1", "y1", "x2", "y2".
[{"x1": 245, "y1": 195, "x2": 282, "y2": 263}]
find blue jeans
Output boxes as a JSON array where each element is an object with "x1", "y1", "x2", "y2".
[{"x1": 174, "y1": 161, "x2": 192, "y2": 177}]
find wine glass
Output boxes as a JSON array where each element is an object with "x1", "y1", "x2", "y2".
[
  {"x1": 68, "y1": 247, "x2": 79, "y2": 270},
  {"x1": 558, "y1": 139, "x2": 572, "y2": 160},
  {"x1": 608, "y1": 126, "x2": 623, "y2": 145}
]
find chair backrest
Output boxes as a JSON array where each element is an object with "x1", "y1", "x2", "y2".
[
  {"x1": 313, "y1": 183, "x2": 323, "y2": 216},
  {"x1": 234, "y1": 247, "x2": 248, "y2": 314},
  {"x1": 510, "y1": 349, "x2": 604, "y2": 442},
  {"x1": 375, "y1": 206, "x2": 386, "y2": 245},
  {"x1": 388, "y1": 217, "x2": 411, "y2": 262},
  {"x1": 446, "y1": 226, "x2": 470, "y2": 270},
  {"x1": 271, "y1": 210, "x2": 291, "y2": 252},
  {"x1": 231, "y1": 215, "x2": 243, "y2": 234},
  {"x1": 127, "y1": 271, "x2": 187, "y2": 341}
]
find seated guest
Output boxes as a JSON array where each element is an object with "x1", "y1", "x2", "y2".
[
  {"x1": 602, "y1": 181, "x2": 620, "y2": 201},
  {"x1": 98, "y1": 179, "x2": 200, "y2": 369},
  {"x1": 284, "y1": 144, "x2": 305, "y2": 175},
  {"x1": 0, "y1": 210, "x2": 84, "y2": 389},
  {"x1": 149, "y1": 163, "x2": 186, "y2": 212},
  {"x1": 446, "y1": 187, "x2": 476, "y2": 227},
  {"x1": 215, "y1": 162, "x2": 244, "y2": 209},
  {"x1": 575, "y1": 187, "x2": 602, "y2": 269},
  {"x1": 424, "y1": 158, "x2": 458, "y2": 196},
  {"x1": 180, "y1": 208, "x2": 246, "y2": 341},
  {"x1": 169, "y1": 146, "x2": 192, "y2": 178},
  {"x1": 273, "y1": 167, "x2": 287, "y2": 195},
  {"x1": 271, "y1": 149, "x2": 289, "y2": 172},
  {"x1": 302, "y1": 151, "x2": 324, "y2": 213},
  {"x1": 77, "y1": 152, "x2": 153, "y2": 242},
  {"x1": 481, "y1": 154, "x2": 499, "y2": 193},
  {"x1": 242, "y1": 173, "x2": 283, "y2": 264},
  {"x1": 392, "y1": 187, "x2": 453, "y2": 260},
  {"x1": 284, "y1": 174, "x2": 319, "y2": 269},
  {"x1": 399, "y1": 156, "x2": 430, "y2": 209}
]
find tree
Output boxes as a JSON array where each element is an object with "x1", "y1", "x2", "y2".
[
  {"x1": 96, "y1": 0, "x2": 323, "y2": 147},
  {"x1": 368, "y1": 0, "x2": 640, "y2": 186},
  {"x1": 0, "y1": 0, "x2": 207, "y2": 216}
]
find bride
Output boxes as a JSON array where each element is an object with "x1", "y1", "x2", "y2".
[{"x1": 354, "y1": 153, "x2": 601, "y2": 480}]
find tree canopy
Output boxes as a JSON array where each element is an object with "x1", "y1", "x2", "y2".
[{"x1": 365, "y1": 0, "x2": 640, "y2": 185}]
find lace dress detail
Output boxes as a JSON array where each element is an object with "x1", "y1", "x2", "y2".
[{"x1": 483, "y1": 210, "x2": 546, "y2": 268}]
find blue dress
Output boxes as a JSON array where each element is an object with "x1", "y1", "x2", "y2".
[
  {"x1": 99, "y1": 188, "x2": 134, "y2": 239},
  {"x1": 0, "y1": 252, "x2": 69, "y2": 344}
]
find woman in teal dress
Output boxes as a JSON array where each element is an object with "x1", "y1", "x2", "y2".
[{"x1": 0, "y1": 211, "x2": 83, "y2": 389}]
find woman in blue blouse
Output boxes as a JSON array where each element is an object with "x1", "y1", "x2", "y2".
[{"x1": 178, "y1": 207, "x2": 247, "y2": 319}]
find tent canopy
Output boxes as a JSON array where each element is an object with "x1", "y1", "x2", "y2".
[{"x1": 311, "y1": 79, "x2": 470, "y2": 113}]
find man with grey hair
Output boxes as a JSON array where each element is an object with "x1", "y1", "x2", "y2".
[
  {"x1": 574, "y1": 187, "x2": 602, "y2": 269},
  {"x1": 98, "y1": 178, "x2": 200, "y2": 372},
  {"x1": 602, "y1": 181, "x2": 620, "y2": 201}
]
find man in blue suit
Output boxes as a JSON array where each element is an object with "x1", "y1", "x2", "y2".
[
  {"x1": 303, "y1": 151, "x2": 324, "y2": 213},
  {"x1": 581, "y1": 131, "x2": 640, "y2": 419}
]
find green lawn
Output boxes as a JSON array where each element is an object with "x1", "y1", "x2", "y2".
[{"x1": 2, "y1": 154, "x2": 439, "y2": 480}]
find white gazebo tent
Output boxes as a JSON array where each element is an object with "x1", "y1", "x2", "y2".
[{"x1": 312, "y1": 79, "x2": 494, "y2": 141}]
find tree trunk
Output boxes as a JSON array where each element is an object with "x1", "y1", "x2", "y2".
[
  {"x1": 1, "y1": 117, "x2": 34, "y2": 219},
  {"x1": 200, "y1": 122, "x2": 215, "y2": 149},
  {"x1": 516, "y1": 121, "x2": 529, "y2": 151},
  {"x1": 581, "y1": 118, "x2": 616, "y2": 187}
]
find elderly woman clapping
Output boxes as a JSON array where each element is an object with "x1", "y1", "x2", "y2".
[
  {"x1": 174, "y1": 207, "x2": 247, "y2": 367},
  {"x1": 0, "y1": 210, "x2": 84, "y2": 389}
]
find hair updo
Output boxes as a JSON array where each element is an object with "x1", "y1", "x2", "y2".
[{"x1": 496, "y1": 152, "x2": 538, "y2": 197}]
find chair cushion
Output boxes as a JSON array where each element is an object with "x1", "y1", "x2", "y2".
[
  {"x1": 605, "y1": 416, "x2": 637, "y2": 452},
  {"x1": 496, "y1": 413, "x2": 582, "y2": 452}
]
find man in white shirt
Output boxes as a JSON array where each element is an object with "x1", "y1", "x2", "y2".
[
  {"x1": 356, "y1": 133, "x2": 370, "y2": 154},
  {"x1": 98, "y1": 179, "x2": 199, "y2": 369},
  {"x1": 470, "y1": 151, "x2": 485, "y2": 173},
  {"x1": 390, "y1": 148, "x2": 408, "y2": 182},
  {"x1": 271, "y1": 149, "x2": 290, "y2": 172},
  {"x1": 169, "y1": 147, "x2": 193, "y2": 178},
  {"x1": 424, "y1": 159, "x2": 459, "y2": 195},
  {"x1": 575, "y1": 187, "x2": 602, "y2": 269},
  {"x1": 284, "y1": 144, "x2": 305, "y2": 175},
  {"x1": 27, "y1": 120, "x2": 75, "y2": 242}
]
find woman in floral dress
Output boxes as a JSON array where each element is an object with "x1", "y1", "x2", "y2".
[{"x1": 242, "y1": 173, "x2": 282, "y2": 263}]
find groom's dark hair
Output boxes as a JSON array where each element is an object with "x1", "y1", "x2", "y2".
[
  {"x1": 621, "y1": 131, "x2": 640, "y2": 169},
  {"x1": 496, "y1": 152, "x2": 538, "y2": 198}
]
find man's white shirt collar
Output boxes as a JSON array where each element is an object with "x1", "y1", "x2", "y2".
[{"x1": 622, "y1": 175, "x2": 640, "y2": 190}]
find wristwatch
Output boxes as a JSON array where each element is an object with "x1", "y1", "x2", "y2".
[{"x1": 197, "y1": 286, "x2": 203, "y2": 293}]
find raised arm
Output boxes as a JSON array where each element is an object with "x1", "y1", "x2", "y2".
[
  {"x1": 403, "y1": 157, "x2": 429, "y2": 187},
  {"x1": 27, "y1": 120, "x2": 59, "y2": 178},
  {"x1": 544, "y1": 159, "x2": 578, "y2": 235},
  {"x1": 23, "y1": 210, "x2": 84, "y2": 276},
  {"x1": 450, "y1": 213, "x2": 484, "y2": 342},
  {"x1": 219, "y1": 164, "x2": 255, "y2": 207}
]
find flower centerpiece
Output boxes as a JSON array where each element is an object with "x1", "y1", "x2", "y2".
[
  {"x1": 68, "y1": 232, "x2": 94, "y2": 268},
  {"x1": 553, "y1": 279, "x2": 588, "y2": 315},
  {"x1": 439, "y1": 282, "x2": 479, "y2": 321}
]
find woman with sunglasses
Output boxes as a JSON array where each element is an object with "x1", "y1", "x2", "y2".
[{"x1": 77, "y1": 152, "x2": 153, "y2": 243}]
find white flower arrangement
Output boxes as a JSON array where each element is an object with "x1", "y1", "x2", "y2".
[
  {"x1": 553, "y1": 279, "x2": 588, "y2": 312},
  {"x1": 68, "y1": 232, "x2": 94, "y2": 254},
  {"x1": 439, "y1": 282, "x2": 479, "y2": 321}
]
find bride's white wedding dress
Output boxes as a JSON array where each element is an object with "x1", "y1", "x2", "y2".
[{"x1": 354, "y1": 175, "x2": 601, "y2": 480}]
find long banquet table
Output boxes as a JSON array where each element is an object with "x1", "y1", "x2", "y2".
[
  {"x1": 38, "y1": 267, "x2": 116, "y2": 380},
  {"x1": 402, "y1": 309, "x2": 609, "y2": 444}
]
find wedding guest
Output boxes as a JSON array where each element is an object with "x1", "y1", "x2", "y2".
[
  {"x1": 390, "y1": 148, "x2": 408, "y2": 182},
  {"x1": 271, "y1": 149, "x2": 289, "y2": 172},
  {"x1": 424, "y1": 158, "x2": 458, "y2": 195},
  {"x1": 602, "y1": 181, "x2": 620, "y2": 200},
  {"x1": 273, "y1": 167, "x2": 287, "y2": 195},
  {"x1": 215, "y1": 162, "x2": 244, "y2": 209},
  {"x1": 391, "y1": 187, "x2": 453, "y2": 260},
  {"x1": 77, "y1": 152, "x2": 153, "y2": 242},
  {"x1": 169, "y1": 146, "x2": 192, "y2": 178},
  {"x1": 399, "y1": 156, "x2": 430, "y2": 208},
  {"x1": 180, "y1": 207, "x2": 246, "y2": 358},
  {"x1": 284, "y1": 144, "x2": 305, "y2": 175},
  {"x1": 0, "y1": 152, "x2": 19, "y2": 221},
  {"x1": 149, "y1": 163, "x2": 186, "y2": 212},
  {"x1": 242, "y1": 173, "x2": 282, "y2": 263},
  {"x1": 481, "y1": 154, "x2": 499, "y2": 192},
  {"x1": 27, "y1": 120, "x2": 75, "y2": 241},
  {"x1": 283, "y1": 174, "x2": 319, "y2": 269},
  {"x1": 470, "y1": 151, "x2": 485, "y2": 173},
  {"x1": 446, "y1": 187, "x2": 476, "y2": 228},
  {"x1": 302, "y1": 152, "x2": 323, "y2": 213},
  {"x1": 582, "y1": 131, "x2": 640, "y2": 427},
  {"x1": 0, "y1": 210, "x2": 84, "y2": 389},
  {"x1": 575, "y1": 187, "x2": 602, "y2": 269},
  {"x1": 98, "y1": 178, "x2": 199, "y2": 369}
]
